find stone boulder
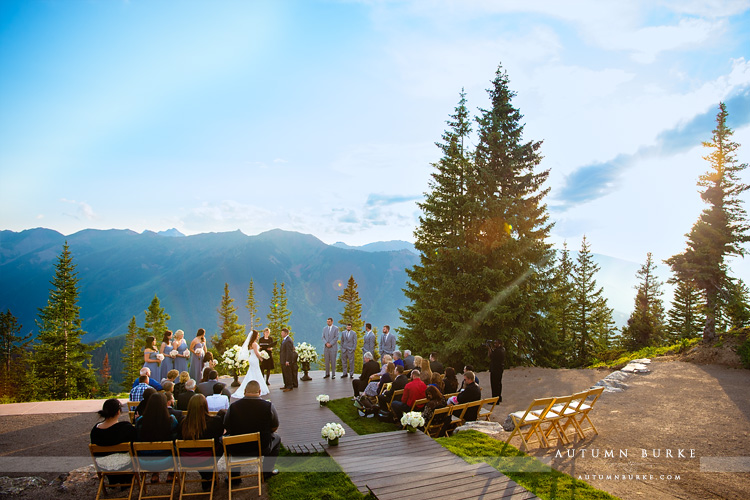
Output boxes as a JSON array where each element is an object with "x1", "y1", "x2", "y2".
[{"x1": 0, "y1": 476, "x2": 47, "y2": 495}]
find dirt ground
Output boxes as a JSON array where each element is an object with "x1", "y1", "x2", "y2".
[{"x1": 1, "y1": 360, "x2": 748, "y2": 499}]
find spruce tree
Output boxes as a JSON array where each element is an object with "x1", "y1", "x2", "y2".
[
  {"x1": 1, "y1": 309, "x2": 32, "y2": 401},
  {"x1": 666, "y1": 103, "x2": 749, "y2": 343},
  {"x1": 211, "y1": 283, "x2": 246, "y2": 368},
  {"x1": 338, "y1": 275, "x2": 365, "y2": 372},
  {"x1": 98, "y1": 353, "x2": 112, "y2": 396},
  {"x1": 719, "y1": 278, "x2": 750, "y2": 331},
  {"x1": 35, "y1": 242, "x2": 97, "y2": 400},
  {"x1": 621, "y1": 253, "x2": 666, "y2": 351},
  {"x1": 120, "y1": 316, "x2": 141, "y2": 390},
  {"x1": 246, "y1": 279, "x2": 263, "y2": 331},
  {"x1": 549, "y1": 243, "x2": 575, "y2": 366},
  {"x1": 666, "y1": 279, "x2": 705, "y2": 341},
  {"x1": 267, "y1": 281, "x2": 293, "y2": 369},
  {"x1": 142, "y1": 295, "x2": 170, "y2": 345},
  {"x1": 571, "y1": 236, "x2": 614, "y2": 366}
]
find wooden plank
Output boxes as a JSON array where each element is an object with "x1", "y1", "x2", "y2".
[
  {"x1": 344, "y1": 456, "x2": 466, "y2": 482},
  {"x1": 371, "y1": 471, "x2": 513, "y2": 500},
  {"x1": 364, "y1": 463, "x2": 500, "y2": 491},
  {"x1": 337, "y1": 453, "x2": 464, "y2": 474}
]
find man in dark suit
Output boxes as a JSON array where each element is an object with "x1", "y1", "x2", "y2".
[
  {"x1": 378, "y1": 365, "x2": 407, "y2": 408},
  {"x1": 176, "y1": 379, "x2": 197, "y2": 410},
  {"x1": 456, "y1": 370, "x2": 482, "y2": 421},
  {"x1": 223, "y1": 380, "x2": 280, "y2": 481},
  {"x1": 197, "y1": 370, "x2": 233, "y2": 398},
  {"x1": 429, "y1": 352, "x2": 445, "y2": 374},
  {"x1": 280, "y1": 328, "x2": 298, "y2": 392},
  {"x1": 352, "y1": 352, "x2": 380, "y2": 397}
]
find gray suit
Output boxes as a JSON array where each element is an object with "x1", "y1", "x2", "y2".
[
  {"x1": 362, "y1": 330, "x2": 376, "y2": 357},
  {"x1": 340, "y1": 328, "x2": 356, "y2": 376},
  {"x1": 380, "y1": 332, "x2": 396, "y2": 358},
  {"x1": 322, "y1": 324, "x2": 339, "y2": 376}
]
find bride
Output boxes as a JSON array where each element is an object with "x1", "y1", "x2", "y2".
[{"x1": 231, "y1": 329, "x2": 270, "y2": 401}]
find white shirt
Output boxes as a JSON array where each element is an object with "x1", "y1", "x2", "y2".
[{"x1": 206, "y1": 394, "x2": 229, "y2": 412}]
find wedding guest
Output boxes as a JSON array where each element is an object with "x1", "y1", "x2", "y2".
[
  {"x1": 165, "y1": 391, "x2": 183, "y2": 422},
  {"x1": 134, "y1": 393, "x2": 178, "y2": 484},
  {"x1": 134, "y1": 388, "x2": 157, "y2": 419},
  {"x1": 412, "y1": 355, "x2": 423, "y2": 374},
  {"x1": 429, "y1": 352, "x2": 445, "y2": 374},
  {"x1": 173, "y1": 371, "x2": 190, "y2": 399},
  {"x1": 420, "y1": 357, "x2": 433, "y2": 381},
  {"x1": 176, "y1": 379, "x2": 197, "y2": 411},
  {"x1": 352, "y1": 352, "x2": 380, "y2": 397},
  {"x1": 202, "y1": 351, "x2": 217, "y2": 374},
  {"x1": 162, "y1": 369, "x2": 179, "y2": 387},
  {"x1": 378, "y1": 365, "x2": 407, "y2": 408},
  {"x1": 364, "y1": 361, "x2": 394, "y2": 397},
  {"x1": 422, "y1": 385, "x2": 448, "y2": 430},
  {"x1": 459, "y1": 365, "x2": 480, "y2": 390},
  {"x1": 129, "y1": 375, "x2": 152, "y2": 402},
  {"x1": 455, "y1": 371, "x2": 482, "y2": 421},
  {"x1": 206, "y1": 383, "x2": 230, "y2": 412},
  {"x1": 198, "y1": 370, "x2": 233, "y2": 398},
  {"x1": 259, "y1": 328, "x2": 276, "y2": 386},
  {"x1": 158, "y1": 331, "x2": 174, "y2": 382},
  {"x1": 131, "y1": 367, "x2": 163, "y2": 391},
  {"x1": 392, "y1": 351, "x2": 404, "y2": 368},
  {"x1": 142, "y1": 336, "x2": 161, "y2": 376},
  {"x1": 403, "y1": 350, "x2": 415, "y2": 370},
  {"x1": 162, "y1": 380, "x2": 174, "y2": 400},
  {"x1": 200, "y1": 366, "x2": 212, "y2": 383},
  {"x1": 172, "y1": 330, "x2": 190, "y2": 374},
  {"x1": 90, "y1": 399, "x2": 136, "y2": 488},
  {"x1": 189, "y1": 329, "x2": 207, "y2": 382},
  {"x1": 443, "y1": 367, "x2": 459, "y2": 394},
  {"x1": 177, "y1": 394, "x2": 224, "y2": 492},
  {"x1": 391, "y1": 370, "x2": 426, "y2": 419},
  {"x1": 429, "y1": 372, "x2": 444, "y2": 393}
]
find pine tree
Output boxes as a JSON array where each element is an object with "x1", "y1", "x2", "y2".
[
  {"x1": 0, "y1": 309, "x2": 32, "y2": 401},
  {"x1": 666, "y1": 103, "x2": 749, "y2": 343},
  {"x1": 666, "y1": 279, "x2": 705, "y2": 342},
  {"x1": 120, "y1": 316, "x2": 141, "y2": 390},
  {"x1": 549, "y1": 243, "x2": 575, "y2": 366},
  {"x1": 98, "y1": 353, "x2": 112, "y2": 396},
  {"x1": 267, "y1": 281, "x2": 293, "y2": 369},
  {"x1": 621, "y1": 253, "x2": 666, "y2": 351},
  {"x1": 338, "y1": 275, "x2": 365, "y2": 372},
  {"x1": 246, "y1": 279, "x2": 263, "y2": 332},
  {"x1": 571, "y1": 236, "x2": 614, "y2": 366},
  {"x1": 142, "y1": 295, "x2": 170, "y2": 345},
  {"x1": 34, "y1": 242, "x2": 98, "y2": 400},
  {"x1": 719, "y1": 278, "x2": 750, "y2": 331},
  {"x1": 211, "y1": 283, "x2": 246, "y2": 369}
]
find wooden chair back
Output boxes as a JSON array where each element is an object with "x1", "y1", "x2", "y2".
[
  {"x1": 506, "y1": 397, "x2": 556, "y2": 451},
  {"x1": 175, "y1": 439, "x2": 218, "y2": 500},
  {"x1": 423, "y1": 406, "x2": 452, "y2": 438},
  {"x1": 542, "y1": 394, "x2": 576, "y2": 446},
  {"x1": 89, "y1": 443, "x2": 137, "y2": 500},
  {"x1": 131, "y1": 441, "x2": 178, "y2": 500},
  {"x1": 410, "y1": 397, "x2": 428, "y2": 412},
  {"x1": 387, "y1": 389, "x2": 404, "y2": 413},
  {"x1": 477, "y1": 396, "x2": 499, "y2": 421},
  {"x1": 221, "y1": 433, "x2": 262, "y2": 499},
  {"x1": 577, "y1": 386, "x2": 604, "y2": 436}
]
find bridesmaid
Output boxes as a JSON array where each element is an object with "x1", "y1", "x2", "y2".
[
  {"x1": 189, "y1": 328, "x2": 206, "y2": 382},
  {"x1": 159, "y1": 330, "x2": 174, "y2": 382},
  {"x1": 142, "y1": 336, "x2": 160, "y2": 375},
  {"x1": 172, "y1": 330, "x2": 189, "y2": 374}
]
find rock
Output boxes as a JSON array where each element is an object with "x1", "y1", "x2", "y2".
[
  {"x1": 621, "y1": 362, "x2": 650, "y2": 373},
  {"x1": 594, "y1": 378, "x2": 628, "y2": 390},
  {"x1": 605, "y1": 371, "x2": 632, "y2": 382},
  {"x1": 0, "y1": 476, "x2": 47, "y2": 495},
  {"x1": 456, "y1": 420, "x2": 505, "y2": 435},
  {"x1": 502, "y1": 414, "x2": 515, "y2": 431},
  {"x1": 631, "y1": 358, "x2": 651, "y2": 364},
  {"x1": 59, "y1": 465, "x2": 97, "y2": 491}
]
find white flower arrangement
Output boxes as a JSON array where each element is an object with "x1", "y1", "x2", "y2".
[
  {"x1": 296, "y1": 342, "x2": 318, "y2": 364},
  {"x1": 169, "y1": 350, "x2": 178, "y2": 358},
  {"x1": 316, "y1": 394, "x2": 330, "y2": 403},
  {"x1": 321, "y1": 422, "x2": 345, "y2": 440},
  {"x1": 259, "y1": 350, "x2": 270, "y2": 360},
  {"x1": 156, "y1": 353, "x2": 165, "y2": 361},
  {"x1": 221, "y1": 345, "x2": 249, "y2": 373},
  {"x1": 401, "y1": 411, "x2": 425, "y2": 429},
  {"x1": 195, "y1": 347, "x2": 204, "y2": 357}
]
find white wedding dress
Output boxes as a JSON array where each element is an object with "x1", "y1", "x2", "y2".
[{"x1": 231, "y1": 333, "x2": 270, "y2": 401}]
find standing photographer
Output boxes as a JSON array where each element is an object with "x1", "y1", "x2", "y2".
[{"x1": 488, "y1": 340, "x2": 505, "y2": 402}]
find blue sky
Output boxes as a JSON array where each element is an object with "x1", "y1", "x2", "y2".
[{"x1": 2, "y1": 0, "x2": 750, "y2": 290}]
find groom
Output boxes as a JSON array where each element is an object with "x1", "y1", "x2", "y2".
[{"x1": 280, "y1": 328, "x2": 298, "y2": 392}]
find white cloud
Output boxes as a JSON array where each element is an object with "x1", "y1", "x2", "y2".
[
  {"x1": 60, "y1": 198, "x2": 96, "y2": 221},
  {"x1": 180, "y1": 200, "x2": 275, "y2": 233}
]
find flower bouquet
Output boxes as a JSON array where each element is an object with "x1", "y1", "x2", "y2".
[
  {"x1": 169, "y1": 350, "x2": 178, "y2": 358},
  {"x1": 321, "y1": 422, "x2": 345, "y2": 446},
  {"x1": 259, "y1": 350, "x2": 270, "y2": 360},
  {"x1": 156, "y1": 353, "x2": 164, "y2": 365},
  {"x1": 222, "y1": 345, "x2": 249, "y2": 387},
  {"x1": 316, "y1": 394, "x2": 330, "y2": 407},
  {"x1": 401, "y1": 412, "x2": 425, "y2": 433},
  {"x1": 195, "y1": 347, "x2": 204, "y2": 358}
]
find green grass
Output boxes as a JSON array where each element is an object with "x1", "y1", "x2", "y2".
[
  {"x1": 436, "y1": 431, "x2": 620, "y2": 500},
  {"x1": 590, "y1": 338, "x2": 700, "y2": 369},
  {"x1": 326, "y1": 397, "x2": 400, "y2": 435},
  {"x1": 268, "y1": 447, "x2": 375, "y2": 500}
]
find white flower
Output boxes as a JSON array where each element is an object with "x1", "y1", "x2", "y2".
[
  {"x1": 316, "y1": 394, "x2": 329, "y2": 402},
  {"x1": 195, "y1": 348, "x2": 204, "y2": 357},
  {"x1": 259, "y1": 351, "x2": 270, "y2": 360},
  {"x1": 156, "y1": 353, "x2": 165, "y2": 361},
  {"x1": 321, "y1": 422, "x2": 345, "y2": 440},
  {"x1": 400, "y1": 412, "x2": 425, "y2": 428}
]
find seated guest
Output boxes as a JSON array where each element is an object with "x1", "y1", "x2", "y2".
[
  {"x1": 90, "y1": 399, "x2": 136, "y2": 488},
  {"x1": 177, "y1": 394, "x2": 225, "y2": 492},
  {"x1": 378, "y1": 365, "x2": 407, "y2": 409},
  {"x1": 422, "y1": 385, "x2": 448, "y2": 429},
  {"x1": 206, "y1": 383, "x2": 230, "y2": 412},
  {"x1": 443, "y1": 367, "x2": 459, "y2": 394},
  {"x1": 403, "y1": 350, "x2": 415, "y2": 370},
  {"x1": 132, "y1": 367, "x2": 163, "y2": 391},
  {"x1": 165, "y1": 391, "x2": 183, "y2": 423},
  {"x1": 135, "y1": 388, "x2": 157, "y2": 419},
  {"x1": 202, "y1": 351, "x2": 217, "y2": 374},
  {"x1": 173, "y1": 371, "x2": 190, "y2": 399},
  {"x1": 352, "y1": 352, "x2": 380, "y2": 397},
  {"x1": 162, "y1": 369, "x2": 179, "y2": 386},
  {"x1": 224, "y1": 380, "x2": 280, "y2": 481},
  {"x1": 129, "y1": 375, "x2": 152, "y2": 402},
  {"x1": 454, "y1": 370, "x2": 482, "y2": 421},
  {"x1": 364, "y1": 362, "x2": 394, "y2": 398},
  {"x1": 459, "y1": 365, "x2": 480, "y2": 390},
  {"x1": 201, "y1": 366, "x2": 212, "y2": 384},
  {"x1": 429, "y1": 353, "x2": 445, "y2": 374},
  {"x1": 134, "y1": 393, "x2": 178, "y2": 484},
  {"x1": 176, "y1": 379, "x2": 197, "y2": 411},
  {"x1": 392, "y1": 351, "x2": 405, "y2": 368},
  {"x1": 420, "y1": 357, "x2": 433, "y2": 381},
  {"x1": 377, "y1": 355, "x2": 393, "y2": 375},
  {"x1": 197, "y1": 370, "x2": 233, "y2": 398},
  {"x1": 391, "y1": 370, "x2": 426, "y2": 419},
  {"x1": 429, "y1": 372, "x2": 444, "y2": 393},
  {"x1": 162, "y1": 381, "x2": 174, "y2": 401}
]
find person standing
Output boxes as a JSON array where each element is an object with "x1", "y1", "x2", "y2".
[
  {"x1": 280, "y1": 328, "x2": 298, "y2": 391},
  {"x1": 258, "y1": 328, "x2": 276, "y2": 386},
  {"x1": 340, "y1": 323, "x2": 356, "y2": 378},
  {"x1": 379, "y1": 325, "x2": 395, "y2": 359},
  {"x1": 172, "y1": 330, "x2": 190, "y2": 374},
  {"x1": 189, "y1": 329, "x2": 207, "y2": 382},
  {"x1": 322, "y1": 318, "x2": 339, "y2": 379},
  {"x1": 489, "y1": 340, "x2": 506, "y2": 402},
  {"x1": 362, "y1": 323, "x2": 376, "y2": 358},
  {"x1": 159, "y1": 331, "x2": 174, "y2": 382}
]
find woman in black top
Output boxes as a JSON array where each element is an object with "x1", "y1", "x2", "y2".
[
  {"x1": 90, "y1": 399, "x2": 136, "y2": 486},
  {"x1": 258, "y1": 328, "x2": 276, "y2": 385},
  {"x1": 177, "y1": 394, "x2": 225, "y2": 491},
  {"x1": 443, "y1": 367, "x2": 459, "y2": 394},
  {"x1": 135, "y1": 392, "x2": 178, "y2": 484}
]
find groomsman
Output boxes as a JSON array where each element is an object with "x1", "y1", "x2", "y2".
[
  {"x1": 340, "y1": 323, "x2": 356, "y2": 378},
  {"x1": 322, "y1": 318, "x2": 339, "y2": 379},
  {"x1": 362, "y1": 323, "x2": 376, "y2": 358},
  {"x1": 380, "y1": 325, "x2": 396, "y2": 359}
]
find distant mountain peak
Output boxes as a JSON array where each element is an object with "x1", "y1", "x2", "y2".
[
  {"x1": 158, "y1": 228, "x2": 185, "y2": 237},
  {"x1": 332, "y1": 240, "x2": 417, "y2": 254}
]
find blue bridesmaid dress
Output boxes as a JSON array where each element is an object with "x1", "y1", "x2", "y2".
[
  {"x1": 173, "y1": 340, "x2": 189, "y2": 374},
  {"x1": 142, "y1": 350, "x2": 159, "y2": 375},
  {"x1": 161, "y1": 343, "x2": 174, "y2": 381},
  {"x1": 190, "y1": 341, "x2": 204, "y2": 381}
]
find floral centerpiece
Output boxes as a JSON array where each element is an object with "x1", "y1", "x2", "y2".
[
  {"x1": 296, "y1": 342, "x2": 319, "y2": 381},
  {"x1": 321, "y1": 422, "x2": 345, "y2": 446},
  {"x1": 401, "y1": 412, "x2": 425, "y2": 433},
  {"x1": 222, "y1": 345, "x2": 250, "y2": 387},
  {"x1": 316, "y1": 394, "x2": 330, "y2": 407}
]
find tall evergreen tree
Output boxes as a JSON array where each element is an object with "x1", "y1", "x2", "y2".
[
  {"x1": 0, "y1": 309, "x2": 32, "y2": 401},
  {"x1": 338, "y1": 275, "x2": 365, "y2": 372},
  {"x1": 267, "y1": 281, "x2": 293, "y2": 369},
  {"x1": 35, "y1": 242, "x2": 97, "y2": 400},
  {"x1": 666, "y1": 279, "x2": 705, "y2": 341},
  {"x1": 719, "y1": 277, "x2": 750, "y2": 331},
  {"x1": 571, "y1": 236, "x2": 614, "y2": 366},
  {"x1": 120, "y1": 316, "x2": 141, "y2": 390},
  {"x1": 142, "y1": 295, "x2": 170, "y2": 345},
  {"x1": 621, "y1": 253, "x2": 666, "y2": 351},
  {"x1": 98, "y1": 353, "x2": 112, "y2": 396},
  {"x1": 666, "y1": 103, "x2": 749, "y2": 343},
  {"x1": 246, "y1": 279, "x2": 263, "y2": 331},
  {"x1": 549, "y1": 243, "x2": 575, "y2": 366},
  {"x1": 211, "y1": 283, "x2": 246, "y2": 366}
]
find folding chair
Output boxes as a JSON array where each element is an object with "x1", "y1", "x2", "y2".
[
  {"x1": 175, "y1": 439, "x2": 218, "y2": 500},
  {"x1": 222, "y1": 433, "x2": 263, "y2": 499},
  {"x1": 556, "y1": 390, "x2": 590, "y2": 441},
  {"x1": 443, "y1": 392, "x2": 459, "y2": 400},
  {"x1": 410, "y1": 397, "x2": 428, "y2": 413},
  {"x1": 576, "y1": 386, "x2": 604, "y2": 437},
  {"x1": 386, "y1": 390, "x2": 404, "y2": 414},
  {"x1": 423, "y1": 406, "x2": 453, "y2": 438},
  {"x1": 540, "y1": 394, "x2": 576, "y2": 446},
  {"x1": 477, "y1": 396, "x2": 499, "y2": 421},
  {"x1": 127, "y1": 401, "x2": 139, "y2": 424},
  {"x1": 89, "y1": 443, "x2": 137, "y2": 500},
  {"x1": 132, "y1": 441, "x2": 178, "y2": 500},
  {"x1": 505, "y1": 397, "x2": 556, "y2": 451},
  {"x1": 462, "y1": 399, "x2": 486, "y2": 423},
  {"x1": 445, "y1": 403, "x2": 468, "y2": 434}
]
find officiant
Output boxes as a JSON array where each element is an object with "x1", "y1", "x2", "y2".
[{"x1": 259, "y1": 328, "x2": 276, "y2": 386}]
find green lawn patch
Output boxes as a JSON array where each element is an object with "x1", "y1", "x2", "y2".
[
  {"x1": 268, "y1": 447, "x2": 375, "y2": 500},
  {"x1": 590, "y1": 338, "x2": 700, "y2": 369},
  {"x1": 436, "y1": 430, "x2": 620, "y2": 500},
  {"x1": 326, "y1": 397, "x2": 399, "y2": 435}
]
